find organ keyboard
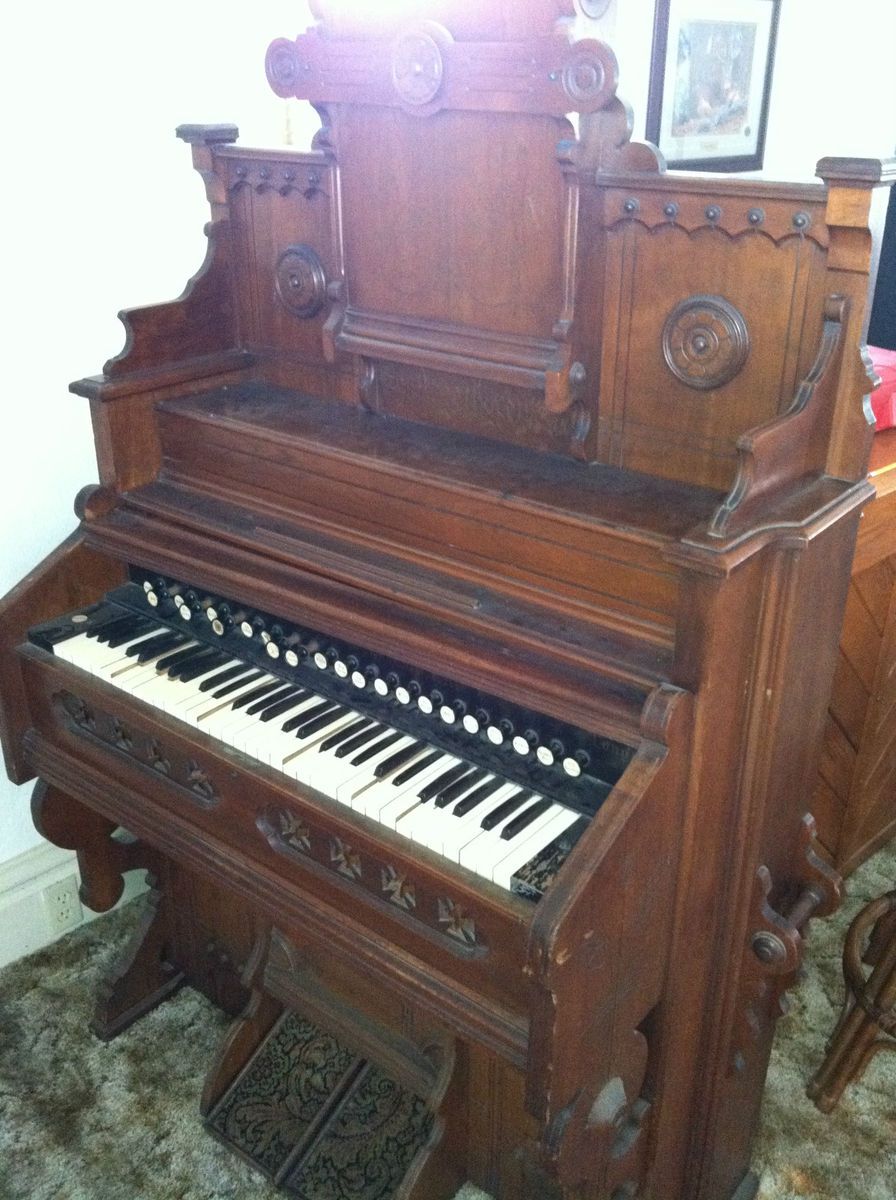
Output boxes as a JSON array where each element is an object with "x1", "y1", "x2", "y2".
[
  {"x1": 0, "y1": 3, "x2": 891, "y2": 1199},
  {"x1": 35, "y1": 576, "x2": 624, "y2": 899}
]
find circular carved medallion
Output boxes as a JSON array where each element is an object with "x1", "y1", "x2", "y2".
[
  {"x1": 391, "y1": 26, "x2": 445, "y2": 108},
  {"x1": 274, "y1": 245, "x2": 327, "y2": 319},
  {"x1": 265, "y1": 38, "x2": 302, "y2": 97},
  {"x1": 559, "y1": 40, "x2": 618, "y2": 112},
  {"x1": 662, "y1": 295, "x2": 750, "y2": 391}
]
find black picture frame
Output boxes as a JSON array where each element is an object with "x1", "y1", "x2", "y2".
[{"x1": 645, "y1": 0, "x2": 781, "y2": 172}]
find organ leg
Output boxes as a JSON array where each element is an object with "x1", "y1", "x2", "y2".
[{"x1": 32, "y1": 779, "x2": 250, "y2": 1039}]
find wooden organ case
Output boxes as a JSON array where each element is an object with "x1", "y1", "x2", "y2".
[{"x1": 1, "y1": 3, "x2": 893, "y2": 1198}]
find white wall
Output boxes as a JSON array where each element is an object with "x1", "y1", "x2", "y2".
[
  {"x1": 1, "y1": 1, "x2": 894, "y2": 867},
  {"x1": 0, "y1": 1, "x2": 314, "y2": 862}
]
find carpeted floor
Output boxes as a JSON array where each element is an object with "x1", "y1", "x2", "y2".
[{"x1": 0, "y1": 845, "x2": 893, "y2": 1200}]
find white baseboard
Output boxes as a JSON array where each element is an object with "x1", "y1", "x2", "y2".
[{"x1": 0, "y1": 839, "x2": 147, "y2": 969}]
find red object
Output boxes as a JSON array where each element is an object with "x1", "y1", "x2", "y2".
[{"x1": 869, "y1": 345, "x2": 896, "y2": 430}]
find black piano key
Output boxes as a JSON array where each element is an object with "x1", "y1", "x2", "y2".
[
  {"x1": 245, "y1": 684, "x2": 297, "y2": 716},
  {"x1": 80, "y1": 607, "x2": 130, "y2": 639},
  {"x1": 479, "y1": 790, "x2": 534, "y2": 831},
  {"x1": 260, "y1": 689, "x2": 313, "y2": 722},
  {"x1": 211, "y1": 669, "x2": 265, "y2": 699},
  {"x1": 94, "y1": 614, "x2": 144, "y2": 644},
  {"x1": 349, "y1": 730, "x2": 403, "y2": 766},
  {"x1": 319, "y1": 718, "x2": 375, "y2": 752},
  {"x1": 499, "y1": 797, "x2": 553, "y2": 840},
  {"x1": 171, "y1": 650, "x2": 229, "y2": 682},
  {"x1": 434, "y1": 767, "x2": 487, "y2": 808},
  {"x1": 282, "y1": 698, "x2": 333, "y2": 732},
  {"x1": 295, "y1": 705, "x2": 349, "y2": 740},
  {"x1": 128, "y1": 630, "x2": 185, "y2": 659},
  {"x1": 418, "y1": 762, "x2": 470, "y2": 802},
  {"x1": 373, "y1": 741, "x2": 426, "y2": 780},
  {"x1": 198, "y1": 663, "x2": 253, "y2": 692},
  {"x1": 135, "y1": 633, "x2": 189, "y2": 662},
  {"x1": 510, "y1": 818, "x2": 589, "y2": 902},
  {"x1": 105, "y1": 619, "x2": 156, "y2": 649},
  {"x1": 155, "y1": 643, "x2": 205, "y2": 673},
  {"x1": 391, "y1": 749, "x2": 443, "y2": 787},
  {"x1": 334, "y1": 724, "x2": 386, "y2": 759},
  {"x1": 230, "y1": 680, "x2": 283, "y2": 711},
  {"x1": 452, "y1": 776, "x2": 505, "y2": 816}
]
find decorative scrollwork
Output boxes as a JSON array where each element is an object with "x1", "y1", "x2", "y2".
[
  {"x1": 112, "y1": 719, "x2": 133, "y2": 753},
  {"x1": 437, "y1": 898, "x2": 478, "y2": 947},
  {"x1": 381, "y1": 866, "x2": 416, "y2": 911},
  {"x1": 63, "y1": 694, "x2": 95, "y2": 732},
  {"x1": 184, "y1": 763, "x2": 214, "y2": 801},
  {"x1": 56, "y1": 691, "x2": 218, "y2": 807},
  {"x1": 330, "y1": 837, "x2": 363, "y2": 881},
  {"x1": 186, "y1": 760, "x2": 216, "y2": 802},
  {"x1": 265, "y1": 37, "x2": 303, "y2": 97},
  {"x1": 277, "y1": 809, "x2": 311, "y2": 854},
  {"x1": 662, "y1": 295, "x2": 750, "y2": 391},
  {"x1": 391, "y1": 24, "x2": 445, "y2": 108},
  {"x1": 148, "y1": 739, "x2": 170, "y2": 776},
  {"x1": 275, "y1": 245, "x2": 328, "y2": 319},
  {"x1": 560, "y1": 40, "x2": 617, "y2": 111}
]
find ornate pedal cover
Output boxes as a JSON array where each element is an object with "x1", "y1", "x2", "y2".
[
  {"x1": 283, "y1": 1063, "x2": 434, "y2": 1200},
  {"x1": 206, "y1": 1010, "x2": 434, "y2": 1198},
  {"x1": 206, "y1": 1011, "x2": 361, "y2": 1179}
]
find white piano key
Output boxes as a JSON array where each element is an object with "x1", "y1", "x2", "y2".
[
  {"x1": 349, "y1": 748, "x2": 435, "y2": 815},
  {"x1": 490, "y1": 807, "x2": 580, "y2": 889},
  {"x1": 438, "y1": 780, "x2": 520, "y2": 860},
  {"x1": 161, "y1": 662, "x2": 246, "y2": 722},
  {"x1": 332, "y1": 735, "x2": 419, "y2": 803},
  {"x1": 195, "y1": 675, "x2": 283, "y2": 733},
  {"x1": 237, "y1": 695, "x2": 330, "y2": 763},
  {"x1": 369, "y1": 756, "x2": 462, "y2": 829},
  {"x1": 457, "y1": 795, "x2": 556, "y2": 877},
  {"x1": 407, "y1": 771, "x2": 493, "y2": 854},
  {"x1": 280, "y1": 712, "x2": 372, "y2": 785}
]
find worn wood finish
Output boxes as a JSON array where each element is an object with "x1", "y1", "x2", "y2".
[
  {"x1": 814, "y1": 429, "x2": 896, "y2": 872},
  {"x1": 0, "y1": 3, "x2": 893, "y2": 1198}
]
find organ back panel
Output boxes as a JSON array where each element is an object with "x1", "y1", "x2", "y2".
[{"x1": 2, "y1": 4, "x2": 893, "y2": 1200}]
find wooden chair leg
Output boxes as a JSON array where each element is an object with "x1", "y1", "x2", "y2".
[{"x1": 807, "y1": 891, "x2": 896, "y2": 1112}]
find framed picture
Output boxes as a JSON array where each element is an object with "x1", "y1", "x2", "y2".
[{"x1": 645, "y1": 0, "x2": 781, "y2": 172}]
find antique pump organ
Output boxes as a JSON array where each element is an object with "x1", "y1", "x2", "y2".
[{"x1": 1, "y1": 3, "x2": 892, "y2": 1199}]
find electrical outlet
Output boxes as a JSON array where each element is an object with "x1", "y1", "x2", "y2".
[{"x1": 41, "y1": 875, "x2": 83, "y2": 933}]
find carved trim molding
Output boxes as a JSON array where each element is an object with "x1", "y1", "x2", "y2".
[
  {"x1": 259, "y1": 804, "x2": 487, "y2": 955},
  {"x1": 266, "y1": 26, "x2": 620, "y2": 118},
  {"x1": 606, "y1": 188, "x2": 829, "y2": 247},
  {"x1": 56, "y1": 691, "x2": 219, "y2": 808},
  {"x1": 227, "y1": 160, "x2": 327, "y2": 200}
]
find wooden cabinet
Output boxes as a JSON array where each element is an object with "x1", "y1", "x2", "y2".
[{"x1": 815, "y1": 429, "x2": 896, "y2": 873}]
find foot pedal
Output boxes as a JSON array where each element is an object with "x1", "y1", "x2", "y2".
[{"x1": 206, "y1": 1010, "x2": 434, "y2": 1198}]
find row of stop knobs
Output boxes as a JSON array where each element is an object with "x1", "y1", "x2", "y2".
[{"x1": 142, "y1": 577, "x2": 590, "y2": 778}]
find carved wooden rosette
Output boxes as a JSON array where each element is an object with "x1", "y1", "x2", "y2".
[
  {"x1": 662, "y1": 295, "x2": 750, "y2": 392},
  {"x1": 274, "y1": 245, "x2": 328, "y2": 318}
]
